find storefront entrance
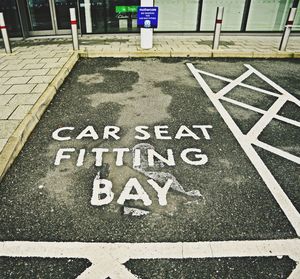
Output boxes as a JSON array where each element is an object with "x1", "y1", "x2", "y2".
[
  {"x1": 24, "y1": 0, "x2": 140, "y2": 36},
  {"x1": 26, "y1": 0, "x2": 77, "y2": 36}
]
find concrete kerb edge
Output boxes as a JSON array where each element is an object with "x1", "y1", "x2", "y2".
[
  {"x1": 0, "y1": 52, "x2": 79, "y2": 182},
  {"x1": 79, "y1": 49, "x2": 300, "y2": 59}
]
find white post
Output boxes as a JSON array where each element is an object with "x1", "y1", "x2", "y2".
[
  {"x1": 70, "y1": 8, "x2": 79, "y2": 51},
  {"x1": 279, "y1": 6, "x2": 297, "y2": 51},
  {"x1": 84, "y1": 0, "x2": 92, "y2": 33},
  {"x1": 140, "y1": 0, "x2": 153, "y2": 49},
  {"x1": 0, "y1": 13, "x2": 12, "y2": 54},
  {"x1": 212, "y1": 7, "x2": 224, "y2": 50}
]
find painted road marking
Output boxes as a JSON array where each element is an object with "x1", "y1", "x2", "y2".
[
  {"x1": 215, "y1": 69, "x2": 253, "y2": 99},
  {"x1": 221, "y1": 96, "x2": 300, "y2": 128},
  {"x1": 1, "y1": 239, "x2": 300, "y2": 278},
  {"x1": 196, "y1": 68, "x2": 281, "y2": 98},
  {"x1": 187, "y1": 63, "x2": 300, "y2": 237},
  {"x1": 244, "y1": 64, "x2": 300, "y2": 106},
  {"x1": 1, "y1": 62, "x2": 299, "y2": 278},
  {"x1": 247, "y1": 95, "x2": 288, "y2": 140}
]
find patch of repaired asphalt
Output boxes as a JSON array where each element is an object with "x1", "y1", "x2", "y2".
[{"x1": 0, "y1": 58, "x2": 298, "y2": 244}]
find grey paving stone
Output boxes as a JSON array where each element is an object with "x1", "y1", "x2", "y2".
[
  {"x1": 0, "y1": 105, "x2": 17, "y2": 120},
  {"x1": 9, "y1": 105, "x2": 32, "y2": 120},
  {"x1": 40, "y1": 58, "x2": 60, "y2": 64},
  {"x1": 0, "y1": 95, "x2": 15, "y2": 105},
  {"x1": 5, "y1": 76, "x2": 32, "y2": 85},
  {"x1": 24, "y1": 69, "x2": 50, "y2": 76},
  {"x1": 0, "y1": 120, "x2": 20, "y2": 138},
  {"x1": 5, "y1": 84, "x2": 36, "y2": 94},
  {"x1": 8, "y1": 94, "x2": 41, "y2": 106},
  {"x1": 0, "y1": 77, "x2": 9, "y2": 84},
  {"x1": 2, "y1": 64, "x2": 24, "y2": 71},
  {"x1": 3, "y1": 70, "x2": 29, "y2": 78},
  {"x1": 0, "y1": 85, "x2": 11, "y2": 95},
  {"x1": 0, "y1": 71, "x2": 7, "y2": 77},
  {"x1": 28, "y1": 76, "x2": 54, "y2": 84},
  {"x1": 23, "y1": 63, "x2": 46, "y2": 70},
  {"x1": 32, "y1": 83, "x2": 48, "y2": 94}
]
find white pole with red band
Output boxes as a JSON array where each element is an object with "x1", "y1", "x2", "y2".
[
  {"x1": 279, "y1": 1, "x2": 298, "y2": 51},
  {"x1": 70, "y1": 8, "x2": 79, "y2": 51},
  {"x1": 0, "y1": 13, "x2": 12, "y2": 54},
  {"x1": 212, "y1": 7, "x2": 224, "y2": 50}
]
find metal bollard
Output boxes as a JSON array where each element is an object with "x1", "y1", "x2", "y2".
[
  {"x1": 0, "y1": 13, "x2": 12, "y2": 54},
  {"x1": 279, "y1": 2, "x2": 298, "y2": 51},
  {"x1": 212, "y1": 7, "x2": 224, "y2": 50},
  {"x1": 70, "y1": 8, "x2": 79, "y2": 51}
]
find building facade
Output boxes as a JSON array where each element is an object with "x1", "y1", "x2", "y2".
[{"x1": 1, "y1": 0, "x2": 300, "y2": 38}]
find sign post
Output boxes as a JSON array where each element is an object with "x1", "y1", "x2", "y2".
[{"x1": 138, "y1": 0, "x2": 158, "y2": 49}]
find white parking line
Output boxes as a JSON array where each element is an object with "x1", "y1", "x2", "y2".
[
  {"x1": 1, "y1": 239, "x2": 300, "y2": 278},
  {"x1": 254, "y1": 140, "x2": 300, "y2": 165},
  {"x1": 247, "y1": 95, "x2": 288, "y2": 140},
  {"x1": 221, "y1": 96, "x2": 300, "y2": 128}
]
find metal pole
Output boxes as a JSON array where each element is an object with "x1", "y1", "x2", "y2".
[
  {"x1": 212, "y1": 7, "x2": 224, "y2": 50},
  {"x1": 279, "y1": 4, "x2": 298, "y2": 51},
  {"x1": 70, "y1": 8, "x2": 79, "y2": 51},
  {"x1": 0, "y1": 13, "x2": 12, "y2": 54},
  {"x1": 84, "y1": 0, "x2": 92, "y2": 33},
  {"x1": 140, "y1": 0, "x2": 153, "y2": 49}
]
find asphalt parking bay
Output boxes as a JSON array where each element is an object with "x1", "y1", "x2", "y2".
[{"x1": 0, "y1": 58, "x2": 299, "y2": 278}]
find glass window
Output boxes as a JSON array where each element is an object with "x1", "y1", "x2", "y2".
[
  {"x1": 106, "y1": 0, "x2": 140, "y2": 33},
  {"x1": 0, "y1": 0, "x2": 22, "y2": 37},
  {"x1": 201, "y1": 0, "x2": 246, "y2": 31},
  {"x1": 292, "y1": 4, "x2": 300, "y2": 32},
  {"x1": 247, "y1": 0, "x2": 293, "y2": 31},
  {"x1": 26, "y1": 0, "x2": 53, "y2": 31},
  {"x1": 55, "y1": 0, "x2": 77, "y2": 30},
  {"x1": 155, "y1": 0, "x2": 199, "y2": 31},
  {"x1": 79, "y1": 0, "x2": 106, "y2": 34}
]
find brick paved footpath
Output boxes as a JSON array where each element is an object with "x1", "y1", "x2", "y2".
[{"x1": 0, "y1": 34, "x2": 299, "y2": 179}]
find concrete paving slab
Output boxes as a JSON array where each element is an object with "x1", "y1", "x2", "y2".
[
  {"x1": 0, "y1": 120, "x2": 20, "y2": 138},
  {"x1": 5, "y1": 84, "x2": 36, "y2": 94}
]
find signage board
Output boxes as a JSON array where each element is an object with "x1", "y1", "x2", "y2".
[
  {"x1": 115, "y1": 6, "x2": 138, "y2": 13},
  {"x1": 137, "y1": 6, "x2": 158, "y2": 28}
]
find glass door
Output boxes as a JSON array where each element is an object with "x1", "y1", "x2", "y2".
[
  {"x1": 53, "y1": 0, "x2": 78, "y2": 34},
  {"x1": 26, "y1": 0, "x2": 79, "y2": 36},
  {"x1": 27, "y1": 0, "x2": 55, "y2": 35}
]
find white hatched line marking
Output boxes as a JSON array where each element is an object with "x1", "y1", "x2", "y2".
[
  {"x1": 215, "y1": 69, "x2": 253, "y2": 99},
  {"x1": 221, "y1": 96, "x2": 300, "y2": 128},
  {"x1": 196, "y1": 69, "x2": 281, "y2": 97},
  {"x1": 253, "y1": 140, "x2": 300, "y2": 165},
  {"x1": 187, "y1": 62, "x2": 300, "y2": 237}
]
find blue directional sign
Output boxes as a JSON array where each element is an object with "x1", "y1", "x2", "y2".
[{"x1": 137, "y1": 7, "x2": 159, "y2": 28}]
